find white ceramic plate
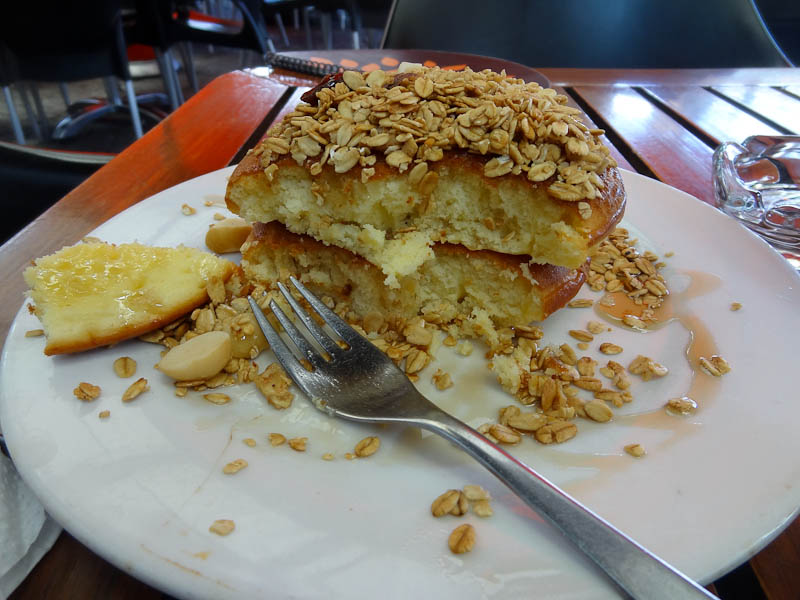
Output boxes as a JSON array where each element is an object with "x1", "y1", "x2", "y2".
[{"x1": 2, "y1": 168, "x2": 799, "y2": 599}]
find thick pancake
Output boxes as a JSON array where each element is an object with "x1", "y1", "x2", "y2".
[
  {"x1": 241, "y1": 222, "x2": 586, "y2": 339},
  {"x1": 226, "y1": 65, "x2": 625, "y2": 285},
  {"x1": 228, "y1": 151, "x2": 624, "y2": 285}
]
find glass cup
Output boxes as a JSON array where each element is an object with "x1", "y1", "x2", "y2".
[{"x1": 713, "y1": 135, "x2": 800, "y2": 255}]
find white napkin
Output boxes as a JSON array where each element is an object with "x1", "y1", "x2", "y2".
[{"x1": 0, "y1": 451, "x2": 62, "y2": 599}]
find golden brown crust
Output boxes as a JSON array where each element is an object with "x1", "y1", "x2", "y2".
[
  {"x1": 25, "y1": 244, "x2": 236, "y2": 356},
  {"x1": 42, "y1": 293, "x2": 219, "y2": 356},
  {"x1": 245, "y1": 222, "x2": 585, "y2": 320}
]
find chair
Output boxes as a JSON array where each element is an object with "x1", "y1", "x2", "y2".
[
  {"x1": 381, "y1": 0, "x2": 794, "y2": 68},
  {"x1": 127, "y1": 0, "x2": 277, "y2": 108},
  {"x1": 1, "y1": 1, "x2": 145, "y2": 141},
  {"x1": 0, "y1": 44, "x2": 26, "y2": 144}
]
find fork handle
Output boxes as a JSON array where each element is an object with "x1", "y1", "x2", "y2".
[{"x1": 417, "y1": 409, "x2": 717, "y2": 600}]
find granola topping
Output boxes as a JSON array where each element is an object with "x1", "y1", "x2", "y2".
[
  {"x1": 257, "y1": 66, "x2": 615, "y2": 203},
  {"x1": 74, "y1": 382, "x2": 101, "y2": 402},
  {"x1": 448, "y1": 523, "x2": 476, "y2": 554}
]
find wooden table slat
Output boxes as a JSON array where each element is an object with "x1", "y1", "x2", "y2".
[
  {"x1": 571, "y1": 85, "x2": 715, "y2": 203},
  {"x1": 541, "y1": 68, "x2": 800, "y2": 88},
  {"x1": 640, "y1": 86, "x2": 783, "y2": 145},
  {"x1": 708, "y1": 85, "x2": 800, "y2": 134}
]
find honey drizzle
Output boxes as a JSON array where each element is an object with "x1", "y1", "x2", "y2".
[
  {"x1": 382, "y1": 271, "x2": 728, "y2": 497},
  {"x1": 594, "y1": 270, "x2": 723, "y2": 423},
  {"x1": 545, "y1": 270, "x2": 726, "y2": 495}
]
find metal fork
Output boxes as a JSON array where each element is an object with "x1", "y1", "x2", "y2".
[{"x1": 248, "y1": 277, "x2": 717, "y2": 600}]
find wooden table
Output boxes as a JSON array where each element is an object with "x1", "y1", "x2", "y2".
[{"x1": 4, "y1": 49, "x2": 800, "y2": 599}]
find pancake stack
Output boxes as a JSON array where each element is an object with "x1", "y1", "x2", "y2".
[{"x1": 225, "y1": 65, "x2": 625, "y2": 343}]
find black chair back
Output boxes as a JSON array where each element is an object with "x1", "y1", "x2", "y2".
[
  {"x1": 1, "y1": 1, "x2": 131, "y2": 82},
  {"x1": 381, "y1": 0, "x2": 793, "y2": 68}
]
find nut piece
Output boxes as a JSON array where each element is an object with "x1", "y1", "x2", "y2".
[
  {"x1": 448, "y1": 524, "x2": 476, "y2": 554},
  {"x1": 450, "y1": 491, "x2": 469, "y2": 516},
  {"x1": 666, "y1": 397, "x2": 698, "y2": 415},
  {"x1": 268, "y1": 433, "x2": 286, "y2": 446},
  {"x1": 599, "y1": 343, "x2": 623, "y2": 355},
  {"x1": 157, "y1": 331, "x2": 232, "y2": 381},
  {"x1": 488, "y1": 424, "x2": 522, "y2": 444},
  {"x1": 628, "y1": 355, "x2": 669, "y2": 380},
  {"x1": 205, "y1": 217, "x2": 252, "y2": 254},
  {"x1": 122, "y1": 377, "x2": 149, "y2": 402},
  {"x1": 584, "y1": 399, "x2": 613, "y2": 423},
  {"x1": 432, "y1": 369, "x2": 454, "y2": 390},
  {"x1": 624, "y1": 443, "x2": 646, "y2": 457},
  {"x1": 573, "y1": 376, "x2": 602, "y2": 391},
  {"x1": 587, "y1": 321, "x2": 607, "y2": 335},
  {"x1": 730, "y1": 302, "x2": 742, "y2": 311},
  {"x1": 342, "y1": 70, "x2": 365, "y2": 90},
  {"x1": 209, "y1": 519, "x2": 235, "y2": 536},
  {"x1": 354, "y1": 436, "x2": 380, "y2": 458},
  {"x1": 577, "y1": 356, "x2": 597, "y2": 377},
  {"x1": 288, "y1": 437, "x2": 307, "y2": 452},
  {"x1": 181, "y1": 203, "x2": 196, "y2": 215},
  {"x1": 243, "y1": 438, "x2": 256, "y2": 447},
  {"x1": 567, "y1": 299, "x2": 593, "y2": 308},
  {"x1": 98, "y1": 410, "x2": 110, "y2": 419},
  {"x1": 568, "y1": 329, "x2": 594, "y2": 342},
  {"x1": 74, "y1": 382, "x2": 101, "y2": 402},
  {"x1": 256, "y1": 363, "x2": 295, "y2": 409},
  {"x1": 113, "y1": 356, "x2": 137, "y2": 378},
  {"x1": 223, "y1": 458, "x2": 248, "y2": 474},
  {"x1": 25, "y1": 329, "x2": 44, "y2": 337},
  {"x1": 534, "y1": 421, "x2": 578, "y2": 444},
  {"x1": 622, "y1": 314, "x2": 647, "y2": 329},
  {"x1": 204, "y1": 393, "x2": 231, "y2": 405},
  {"x1": 462, "y1": 485, "x2": 491, "y2": 502},
  {"x1": 506, "y1": 412, "x2": 546, "y2": 432},
  {"x1": 698, "y1": 355, "x2": 731, "y2": 377},
  {"x1": 431, "y1": 489, "x2": 461, "y2": 517},
  {"x1": 472, "y1": 499, "x2": 493, "y2": 518}
]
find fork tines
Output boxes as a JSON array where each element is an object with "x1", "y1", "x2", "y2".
[{"x1": 247, "y1": 277, "x2": 362, "y2": 379}]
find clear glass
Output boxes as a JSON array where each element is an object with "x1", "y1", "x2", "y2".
[{"x1": 713, "y1": 135, "x2": 800, "y2": 254}]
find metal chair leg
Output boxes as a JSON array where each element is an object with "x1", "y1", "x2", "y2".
[
  {"x1": 28, "y1": 83, "x2": 50, "y2": 139},
  {"x1": 321, "y1": 13, "x2": 333, "y2": 50},
  {"x1": 2, "y1": 85, "x2": 25, "y2": 144},
  {"x1": 275, "y1": 13, "x2": 289, "y2": 47},
  {"x1": 178, "y1": 42, "x2": 199, "y2": 95},
  {"x1": 124, "y1": 79, "x2": 144, "y2": 139},
  {"x1": 17, "y1": 84, "x2": 42, "y2": 140},
  {"x1": 103, "y1": 76, "x2": 122, "y2": 106},
  {"x1": 58, "y1": 82, "x2": 71, "y2": 108},
  {"x1": 155, "y1": 48, "x2": 180, "y2": 111},
  {"x1": 163, "y1": 48, "x2": 185, "y2": 105}
]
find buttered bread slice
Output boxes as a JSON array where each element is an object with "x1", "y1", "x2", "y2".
[
  {"x1": 241, "y1": 222, "x2": 585, "y2": 345},
  {"x1": 226, "y1": 65, "x2": 625, "y2": 285},
  {"x1": 24, "y1": 241, "x2": 235, "y2": 355}
]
